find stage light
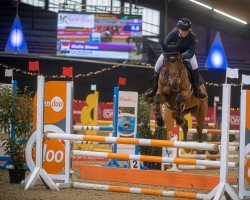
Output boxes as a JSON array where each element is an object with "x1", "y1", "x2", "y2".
[
  {"x1": 205, "y1": 32, "x2": 228, "y2": 69},
  {"x1": 10, "y1": 28, "x2": 23, "y2": 48},
  {"x1": 214, "y1": 9, "x2": 247, "y2": 25},
  {"x1": 211, "y1": 50, "x2": 223, "y2": 68},
  {"x1": 187, "y1": 0, "x2": 212, "y2": 9},
  {"x1": 5, "y1": 14, "x2": 28, "y2": 53}
]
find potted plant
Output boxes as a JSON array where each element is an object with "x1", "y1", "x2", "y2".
[
  {"x1": 138, "y1": 95, "x2": 166, "y2": 170},
  {"x1": 0, "y1": 84, "x2": 33, "y2": 183}
]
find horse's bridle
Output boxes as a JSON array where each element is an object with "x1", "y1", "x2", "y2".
[{"x1": 160, "y1": 52, "x2": 183, "y2": 86}]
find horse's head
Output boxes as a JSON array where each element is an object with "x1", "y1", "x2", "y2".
[{"x1": 161, "y1": 42, "x2": 183, "y2": 91}]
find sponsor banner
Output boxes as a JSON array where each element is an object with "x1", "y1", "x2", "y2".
[
  {"x1": 73, "y1": 101, "x2": 120, "y2": 122},
  {"x1": 33, "y1": 81, "x2": 67, "y2": 129},
  {"x1": 73, "y1": 101, "x2": 123, "y2": 123},
  {"x1": 119, "y1": 91, "x2": 138, "y2": 108},
  {"x1": 32, "y1": 82, "x2": 67, "y2": 176},
  {"x1": 33, "y1": 138, "x2": 65, "y2": 174},
  {"x1": 58, "y1": 13, "x2": 95, "y2": 29},
  {"x1": 118, "y1": 113, "x2": 136, "y2": 137},
  {"x1": 98, "y1": 102, "x2": 115, "y2": 121},
  {"x1": 117, "y1": 91, "x2": 138, "y2": 155}
]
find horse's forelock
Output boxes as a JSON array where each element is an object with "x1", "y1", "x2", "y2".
[{"x1": 164, "y1": 54, "x2": 183, "y2": 73}]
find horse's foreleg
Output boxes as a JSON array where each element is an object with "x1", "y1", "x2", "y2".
[
  {"x1": 174, "y1": 92, "x2": 188, "y2": 125},
  {"x1": 192, "y1": 106, "x2": 203, "y2": 143},
  {"x1": 154, "y1": 94, "x2": 164, "y2": 127},
  {"x1": 174, "y1": 91, "x2": 191, "y2": 141},
  {"x1": 174, "y1": 110, "x2": 188, "y2": 141},
  {"x1": 181, "y1": 118, "x2": 188, "y2": 142},
  {"x1": 197, "y1": 126, "x2": 203, "y2": 143},
  {"x1": 175, "y1": 91, "x2": 191, "y2": 111}
]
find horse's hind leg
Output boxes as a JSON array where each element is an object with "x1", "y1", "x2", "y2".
[
  {"x1": 197, "y1": 124, "x2": 203, "y2": 143},
  {"x1": 195, "y1": 103, "x2": 207, "y2": 143},
  {"x1": 193, "y1": 110, "x2": 203, "y2": 143}
]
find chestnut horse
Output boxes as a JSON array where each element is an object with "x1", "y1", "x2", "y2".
[{"x1": 154, "y1": 46, "x2": 208, "y2": 143}]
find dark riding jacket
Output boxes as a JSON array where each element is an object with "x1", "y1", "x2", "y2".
[{"x1": 164, "y1": 28, "x2": 198, "y2": 59}]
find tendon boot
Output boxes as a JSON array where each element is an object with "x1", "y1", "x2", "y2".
[
  {"x1": 145, "y1": 72, "x2": 159, "y2": 98},
  {"x1": 191, "y1": 69, "x2": 207, "y2": 100}
]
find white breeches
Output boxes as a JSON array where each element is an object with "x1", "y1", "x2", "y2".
[{"x1": 154, "y1": 53, "x2": 198, "y2": 72}]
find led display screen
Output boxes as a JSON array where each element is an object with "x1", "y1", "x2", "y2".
[{"x1": 57, "y1": 12, "x2": 143, "y2": 60}]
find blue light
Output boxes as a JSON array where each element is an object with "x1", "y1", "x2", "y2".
[
  {"x1": 211, "y1": 50, "x2": 223, "y2": 67},
  {"x1": 5, "y1": 14, "x2": 28, "y2": 54},
  {"x1": 10, "y1": 28, "x2": 23, "y2": 47},
  {"x1": 205, "y1": 32, "x2": 228, "y2": 69}
]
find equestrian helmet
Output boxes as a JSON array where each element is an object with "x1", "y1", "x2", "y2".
[{"x1": 177, "y1": 18, "x2": 191, "y2": 30}]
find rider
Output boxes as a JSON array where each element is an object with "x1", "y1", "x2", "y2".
[{"x1": 146, "y1": 18, "x2": 207, "y2": 100}]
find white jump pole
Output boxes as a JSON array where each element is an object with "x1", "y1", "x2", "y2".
[
  {"x1": 239, "y1": 89, "x2": 250, "y2": 198},
  {"x1": 72, "y1": 182, "x2": 207, "y2": 199},
  {"x1": 72, "y1": 150, "x2": 237, "y2": 168},
  {"x1": 24, "y1": 76, "x2": 59, "y2": 190},
  {"x1": 64, "y1": 81, "x2": 73, "y2": 185},
  {"x1": 187, "y1": 128, "x2": 239, "y2": 135},
  {"x1": 54, "y1": 81, "x2": 73, "y2": 188},
  {"x1": 46, "y1": 133, "x2": 219, "y2": 151},
  {"x1": 205, "y1": 84, "x2": 240, "y2": 200}
]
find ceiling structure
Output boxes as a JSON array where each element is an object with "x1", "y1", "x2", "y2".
[
  {"x1": 198, "y1": 0, "x2": 250, "y2": 23},
  {"x1": 124, "y1": 0, "x2": 250, "y2": 43},
  {"x1": 133, "y1": 0, "x2": 250, "y2": 25}
]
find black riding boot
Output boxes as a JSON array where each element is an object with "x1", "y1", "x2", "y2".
[
  {"x1": 191, "y1": 69, "x2": 207, "y2": 100},
  {"x1": 145, "y1": 72, "x2": 159, "y2": 98}
]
